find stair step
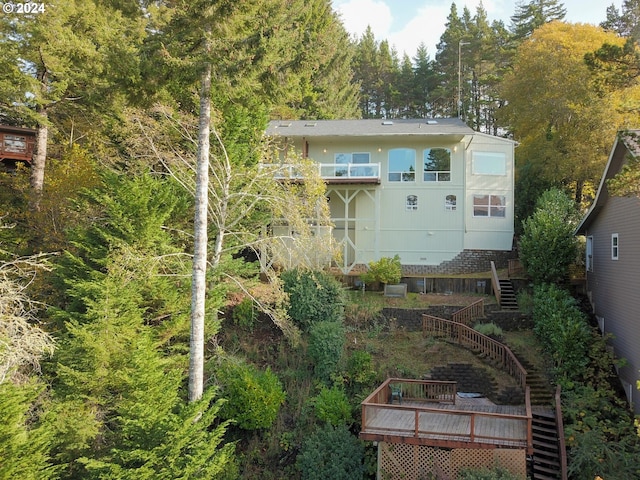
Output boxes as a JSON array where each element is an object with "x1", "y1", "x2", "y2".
[{"x1": 533, "y1": 462, "x2": 562, "y2": 476}]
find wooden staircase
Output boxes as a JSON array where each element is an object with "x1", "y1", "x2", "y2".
[
  {"x1": 530, "y1": 409, "x2": 563, "y2": 480},
  {"x1": 498, "y1": 279, "x2": 519, "y2": 310}
]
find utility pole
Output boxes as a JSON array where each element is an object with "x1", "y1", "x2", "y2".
[{"x1": 458, "y1": 40, "x2": 470, "y2": 119}]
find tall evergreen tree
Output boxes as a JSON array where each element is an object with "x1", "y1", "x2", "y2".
[
  {"x1": 510, "y1": 0, "x2": 567, "y2": 40},
  {"x1": 601, "y1": 0, "x2": 640, "y2": 41},
  {"x1": 412, "y1": 43, "x2": 437, "y2": 118}
]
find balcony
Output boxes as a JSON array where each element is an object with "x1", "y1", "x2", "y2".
[
  {"x1": 274, "y1": 162, "x2": 381, "y2": 184},
  {"x1": 360, "y1": 378, "x2": 532, "y2": 452}
]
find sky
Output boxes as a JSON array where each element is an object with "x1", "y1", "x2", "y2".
[{"x1": 331, "y1": 0, "x2": 624, "y2": 59}]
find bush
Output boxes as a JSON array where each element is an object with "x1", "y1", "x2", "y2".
[
  {"x1": 308, "y1": 321, "x2": 346, "y2": 384},
  {"x1": 473, "y1": 322, "x2": 503, "y2": 339},
  {"x1": 232, "y1": 297, "x2": 257, "y2": 331},
  {"x1": 344, "y1": 350, "x2": 378, "y2": 390},
  {"x1": 216, "y1": 357, "x2": 286, "y2": 430},
  {"x1": 532, "y1": 284, "x2": 591, "y2": 381},
  {"x1": 457, "y1": 466, "x2": 521, "y2": 480},
  {"x1": 281, "y1": 269, "x2": 345, "y2": 330},
  {"x1": 311, "y1": 386, "x2": 352, "y2": 426},
  {"x1": 296, "y1": 424, "x2": 365, "y2": 480},
  {"x1": 519, "y1": 188, "x2": 579, "y2": 284},
  {"x1": 360, "y1": 255, "x2": 402, "y2": 286}
]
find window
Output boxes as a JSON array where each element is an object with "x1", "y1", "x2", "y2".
[
  {"x1": 445, "y1": 194, "x2": 457, "y2": 211},
  {"x1": 406, "y1": 195, "x2": 418, "y2": 211},
  {"x1": 586, "y1": 236, "x2": 593, "y2": 271},
  {"x1": 472, "y1": 152, "x2": 506, "y2": 175},
  {"x1": 611, "y1": 233, "x2": 619, "y2": 260},
  {"x1": 335, "y1": 152, "x2": 370, "y2": 177},
  {"x1": 473, "y1": 195, "x2": 506, "y2": 217},
  {"x1": 424, "y1": 148, "x2": 451, "y2": 181},
  {"x1": 388, "y1": 148, "x2": 415, "y2": 182}
]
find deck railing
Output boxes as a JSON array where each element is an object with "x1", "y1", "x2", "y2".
[
  {"x1": 361, "y1": 378, "x2": 533, "y2": 452},
  {"x1": 451, "y1": 298, "x2": 484, "y2": 326},
  {"x1": 422, "y1": 315, "x2": 528, "y2": 391},
  {"x1": 271, "y1": 162, "x2": 381, "y2": 181},
  {"x1": 490, "y1": 260, "x2": 501, "y2": 306}
]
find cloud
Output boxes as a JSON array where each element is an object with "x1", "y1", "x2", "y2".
[{"x1": 334, "y1": 0, "x2": 393, "y2": 41}]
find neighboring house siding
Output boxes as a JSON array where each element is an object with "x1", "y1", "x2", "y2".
[{"x1": 586, "y1": 196, "x2": 640, "y2": 412}]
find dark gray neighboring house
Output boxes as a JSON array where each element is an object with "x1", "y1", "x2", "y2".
[{"x1": 576, "y1": 130, "x2": 640, "y2": 415}]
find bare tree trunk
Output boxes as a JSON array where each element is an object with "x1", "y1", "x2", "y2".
[
  {"x1": 189, "y1": 61, "x2": 212, "y2": 403},
  {"x1": 30, "y1": 108, "x2": 48, "y2": 209}
]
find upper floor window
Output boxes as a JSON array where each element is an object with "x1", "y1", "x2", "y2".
[
  {"x1": 611, "y1": 233, "x2": 619, "y2": 260},
  {"x1": 424, "y1": 148, "x2": 451, "y2": 181},
  {"x1": 472, "y1": 152, "x2": 506, "y2": 175},
  {"x1": 473, "y1": 194, "x2": 506, "y2": 218},
  {"x1": 334, "y1": 152, "x2": 370, "y2": 176},
  {"x1": 388, "y1": 148, "x2": 415, "y2": 182}
]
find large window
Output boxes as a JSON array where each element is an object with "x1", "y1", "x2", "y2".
[
  {"x1": 473, "y1": 194, "x2": 506, "y2": 218},
  {"x1": 334, "y1": 152, "x2": 370, "y2": 176},
  {"x1": 424, "y1": 148, "x2": 451, "y2": 181},
  {"x1": 472, "y1": 152, "x2": 506, "y2": 175},
  {"x1": 388, "y1": 148, "x2": 415, "y2": 182}
]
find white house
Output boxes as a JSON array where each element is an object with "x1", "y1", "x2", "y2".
[{"x1": 265, "y1": 118, "x2": 516, "y2": 275}]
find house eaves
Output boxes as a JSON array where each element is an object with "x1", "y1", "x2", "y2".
[
  {"x1": 575, "y1": 130, "x2": 640, "y2": 235},
  {"x1": 265, "y1": 118, "x2": 475, "y2": 140}
]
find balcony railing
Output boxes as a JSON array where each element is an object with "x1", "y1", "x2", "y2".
[{"x1": 272, "y1": 162, "x2": 381, "y2": 182}]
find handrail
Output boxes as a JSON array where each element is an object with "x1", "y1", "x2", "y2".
[
  {"x1": 451, "y1": 298, "x2": 484, "y2": 326},
  {"x1": 422, "y1": 315, "x2": 528, "y2": 391},
  {"x1": 555, "y1": 385, "x2": 568, "y2": 480},
  {"x1": 490, "y1": 261, "x2": 501, "y2": 306},
  {"x1": 270, "y1": 162, "x2": 382, "y2": 180}
]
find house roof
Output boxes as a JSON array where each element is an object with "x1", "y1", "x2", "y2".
[
  {"x1": 265, "y1": 118, "x2": 475, "y2": 138},
  {"x1": 576, "y1": 130, "x2": 640, "y2": 234}
]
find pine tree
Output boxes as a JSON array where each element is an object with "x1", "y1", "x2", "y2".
[{"x1": 510, "y1": 0, "x2": 567, "y2": 40}]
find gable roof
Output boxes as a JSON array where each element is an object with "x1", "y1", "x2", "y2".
[
  {"x1": 576, "y1": 130, "x2": 640, "y2": 234},
  {"x1": 265, "y1": 118, "x2": 475, "y2": 138}
]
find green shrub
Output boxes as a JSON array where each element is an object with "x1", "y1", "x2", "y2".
[
  {"x1": 232, "y1": 297, "x2": 257, "y2": 331},
  {"x1": 519, "y1": 188, "x2": 580, "y2": 284},
  {"x1": 217, "y1": 357, "x2": 285, "y2": 430},
  {"x1": 308, "y1": 321, "x2": 346, "y2": 384},
  {"x1": 281, "y1": 269, "x2": 345, "y2": 330},
  {"x1": 296, "y1": 424, "x2": 365, "y2": 480},
  {"x1": 344, "y1": 350, "x2": 377, "y2": 389},
  {"x1": 457, "y1": 466, "x2": 521, "y2": 479},
  {"x1": 360, "y1": 255, "x2": 402, "y2": 286},
  {"x1": 532, "y1": 284, "x2": 591, "y2": 381},
  {"x1": 311, "y1": 386, "x2": 352, "y2": 426},
  {"x1": 473, "y1": 322, "x2": 503, "y2": 339}
]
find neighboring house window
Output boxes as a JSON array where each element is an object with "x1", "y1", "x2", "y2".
[
  {"x1": 388, "y1": 148, "x2": 416, "y2": 182},
  {"x1": 586, "y1": 236, "x2": 593, "y2": 272},
  {"x1": 445, "y1": 194, "x2": 457, "y2": 211},
  {"x1": 472, "y1": 152, "x2": 506, "y2": 175},
  {"x1": 473, "y1": 194, "x2": 506, "y2": 217},
  {"x1": 424, "y1": 148, "x2": 451, "y2": 181},
  {"x1": 611, "y1": 233, "x2": 619, "y2": 260},
  {"x1": 406, "y1": 195, "x2": 418, "y2": 211}
]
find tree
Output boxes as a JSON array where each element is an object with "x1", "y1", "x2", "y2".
[
  {"x1": 601, "y1": 0, "x2": 640, "y2": 41},
  {"x1": 519, "y1": 188, "x2": 580, "y2": 284},
  {"x1": 499, "y1": 22, "x2": 625, "y2": 204},
  {"x1": 0, "y1": 0, "x2": 144, "y2": 203},
  {"x1": 510, "y1": 0, "x2": 566, "y2": 40}
]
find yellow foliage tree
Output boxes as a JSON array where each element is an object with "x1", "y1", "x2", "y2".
[{"x1": 500, "y1": 21, "x2": 628, "y2": 206}]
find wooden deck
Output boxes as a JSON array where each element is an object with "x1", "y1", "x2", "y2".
[{"x1": 360, "y1": 379, "x2": 533, "y2": 453}]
